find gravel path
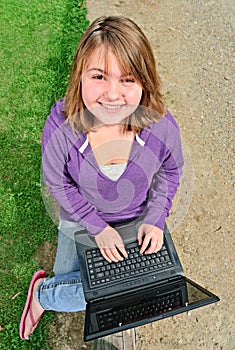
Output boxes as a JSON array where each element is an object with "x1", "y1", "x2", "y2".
[{"x1": 43, "y1": 1, "x2": 234, "y2": 349}]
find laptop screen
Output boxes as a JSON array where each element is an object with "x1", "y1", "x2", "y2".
[{"x1": 84, "y1": 277, "x2": 219, "y2": 341}]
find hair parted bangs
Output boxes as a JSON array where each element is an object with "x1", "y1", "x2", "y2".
[{"x1": 63, "y1": 16, "x2": 166, "y2": 133}]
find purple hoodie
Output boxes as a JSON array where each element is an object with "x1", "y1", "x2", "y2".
[{"x1": 42, "y1": 99, "x2": 184, "y2": 235}]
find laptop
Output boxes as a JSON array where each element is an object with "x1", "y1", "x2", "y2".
[{"x1": 74, "y1": 219, "x2": 219, "y2": 341}]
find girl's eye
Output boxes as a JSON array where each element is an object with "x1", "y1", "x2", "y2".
[
  {"x1": 93, "y1": 74, "x2": 105, "y2": 80},
  {"x1": 121, "y1": 77, "x2": 136, "y2": 85}
]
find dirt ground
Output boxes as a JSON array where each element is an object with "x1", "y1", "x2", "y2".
[{"x1": 39, "y1": 1, "x2": 234, "y2": 349}]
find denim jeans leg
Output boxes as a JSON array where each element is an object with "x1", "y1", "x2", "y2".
[
  {"x1": 53, "y1": 229, "x2": 80, "y2": 275},
  {"x1": 36, "y1": 271, "x2": 86, "y2": 311}
]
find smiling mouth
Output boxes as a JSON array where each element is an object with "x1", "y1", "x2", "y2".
[
  {"x1": 90, "y1": 103, "x2": 137, "y2": 125},
  {"x1": 100, "y1": 103, "x2": 125, "y2": 111}
]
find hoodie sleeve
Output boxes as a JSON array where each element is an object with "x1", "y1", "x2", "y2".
[
  {"x1": 41, "y1": 101, "x2": 108, "y2": 235},
  {"x1": 142, "y1": 112, "x2": 184, "y2": 230}
]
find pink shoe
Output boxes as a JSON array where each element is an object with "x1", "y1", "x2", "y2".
[{"x1": 19, "y1": 270, "x2": 46, "y2": 340}]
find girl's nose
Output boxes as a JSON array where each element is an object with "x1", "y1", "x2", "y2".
[{"x1": 105, "y1": 81, "x2": 122, "y2": 100}]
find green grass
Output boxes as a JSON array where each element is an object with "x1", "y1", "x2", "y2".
[{"x1": 0, "y1": 1, "x2": 88, "y2": 348}]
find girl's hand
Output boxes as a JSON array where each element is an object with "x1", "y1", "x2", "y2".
[
  {"x1": 95, "y1": 226, "x2": 128, "y2": 263},
  {"x1": 138, "y1": 224, "x2": 163, "y2": 254}
]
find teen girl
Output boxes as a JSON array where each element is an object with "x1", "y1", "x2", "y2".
[{"x1": 20, "y1": 15, "x2": 184, "y2": 340}]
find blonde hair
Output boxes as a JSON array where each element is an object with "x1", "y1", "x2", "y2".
[{"x1": 64, "y1": 16, "x2": 166, "y2": 133}]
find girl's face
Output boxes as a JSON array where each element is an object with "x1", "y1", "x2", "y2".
[{"x1": 81, "y1": 46, "x2": 143, "y2": 126}]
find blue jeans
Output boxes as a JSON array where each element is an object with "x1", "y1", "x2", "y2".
[
  {"x1": 53, "y1": 229, "x2": 80, "y2": 275},
  {"x1": 35, "y1": 229, "x2": 86, "y2": 311},
  {"x1": 36, "y1": 271, "x2": 86, "y2": 311}
]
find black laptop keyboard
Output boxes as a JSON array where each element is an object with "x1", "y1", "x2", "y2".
[
  {"x1": 86, "y1": 241, "x2": 173, "y2": 287},
  {"x1": 97, "y1": 290, "x2": 182, "y2": 331}
]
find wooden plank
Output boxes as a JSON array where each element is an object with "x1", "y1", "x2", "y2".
[
  {"x1": 92, "y1": 329, "x2": 137, "y2": 350},
  {"x1": 122, "y1": 329, "x2": 137, "y2": 350}
]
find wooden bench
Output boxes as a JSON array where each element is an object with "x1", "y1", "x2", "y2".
[{"x1": 92, "y1": 329, "x2": 137, "y2": 350}]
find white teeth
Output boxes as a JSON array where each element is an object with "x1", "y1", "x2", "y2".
[{"x1": 101, "y1": 103, "x2": 124, "y2": 110}]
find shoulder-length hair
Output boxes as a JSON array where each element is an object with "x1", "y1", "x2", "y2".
[{"x1": 64, "y1": 16, "x2": 166, "y2": 133}]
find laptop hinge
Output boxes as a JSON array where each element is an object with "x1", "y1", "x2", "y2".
[
  {"x1": 90, "y1": 275, "x2": 184, "y2": 304},
  {"x1": 167, "y1": 275, "x2": 184, "y2": 282}
]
